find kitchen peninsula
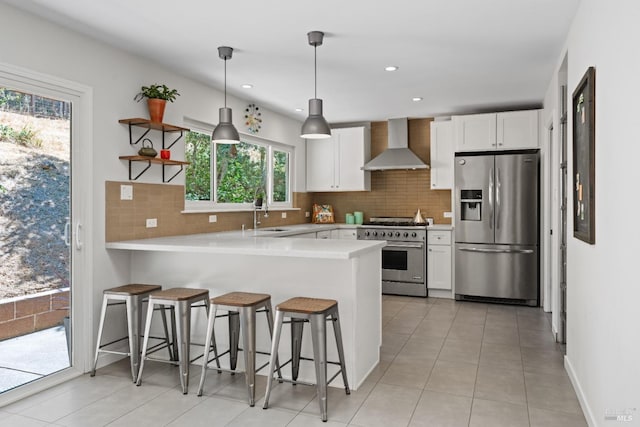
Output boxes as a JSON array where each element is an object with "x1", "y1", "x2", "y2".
[{"x1": 106, "y1": 227, "x2": 385, "y2": 389}]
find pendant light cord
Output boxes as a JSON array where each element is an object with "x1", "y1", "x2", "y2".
[
  {"x1": 314, "y1": 44, "x2": 318, "y2": 99},
  {"x1": 224, "y1": 57, "x2": 228, "y2": 107}
]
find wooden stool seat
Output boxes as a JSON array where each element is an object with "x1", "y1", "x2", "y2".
[
  {"x1": 276, "y1": 297, "x2": 337, "y2": 314},
  {"x1": 150, "y1": 287, "x2": 209, "y2": 301},
  {"x1": 211, "y1": 291, "x2": 271, "y2": 307},
  {"x1": 104, "y1": 284, "x2": 161, "y2": 296}
]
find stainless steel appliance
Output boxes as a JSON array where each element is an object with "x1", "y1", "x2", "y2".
[
  {"x1": 357, "y1": 217, "x2": 427, "y2": 297},
  {"x1": 455, "y1": 150, "x2": 539, "y2": 306}
]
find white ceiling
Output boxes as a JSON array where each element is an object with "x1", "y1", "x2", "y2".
[{"x1": 8, "y1": 0, "x2": 580, "y2": 124}]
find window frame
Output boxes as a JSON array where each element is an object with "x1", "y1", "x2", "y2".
[{"x1": 183, "y1": 120, "x2": 294, "y2": 212}]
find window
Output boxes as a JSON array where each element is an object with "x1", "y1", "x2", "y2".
[{"x1": 184, "y1": 124, "x2": 293, "y2": 209}]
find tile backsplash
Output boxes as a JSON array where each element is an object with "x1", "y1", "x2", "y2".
[
  {"x1": 105, "y1": 182, "x2": 311, "y2": 242},
  {"x1": 106, "y1": 118, "x2": 451, "y2": 242},
  {"x1": 313, "y1": 118, "x2": 452, "y2": 223}
]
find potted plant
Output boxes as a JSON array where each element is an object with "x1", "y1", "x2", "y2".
[{"x1": 134, "y1": 84, "x2": 180, "y2": 123}]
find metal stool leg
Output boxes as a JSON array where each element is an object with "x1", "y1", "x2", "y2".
[
  {"x1": 264, "y1": 300, "x2": 283, "y2": 380},
  {"x1": 136, "y1": 300, "x2": 156, "y2": 386},
  {"x1": 90, "y1": 294, "x2": 110, "y2": 377},
  {"x1": 158, "y1": 305, "x2": 174, "y2": 361},
  {"x1": 228, "y1": 311, "x2": 240, "y2": 371},
  {"x1": 331, "y1": 308, "x2": 350, "y2": 394},
  {"x1": 175, "y1": 300, "x2": 192, "y2": 394},
  {"x1": 197, "y1": 303, "x2": 221, "y2": 397},
  {"x1": 126, "y1": 295, "x2": 144, "y2": 383},
  {"x1": 240, "y1": 306, "x2": 257, "y2": 406},
  {"x1": 310, "y1": 313, "x2": 328, "y2": 422},
  {"x1": 263, "y1": 309, "x2": 284, "y2": 409},
  {"x1": 290, "y1": 319, "x2": 304, "y2": 382}
]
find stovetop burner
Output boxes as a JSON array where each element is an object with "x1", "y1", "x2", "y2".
[{"x1": 363, "y1": 216, "x2": 426, "y2": 227}]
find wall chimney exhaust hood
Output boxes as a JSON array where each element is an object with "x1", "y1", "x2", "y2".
[{"x1": 362, "y1": 118, "x2": 429, "y2": 171}]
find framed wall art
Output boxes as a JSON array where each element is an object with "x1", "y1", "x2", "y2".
[{"x1": 572, "y1": 66, "x2": 596, "y2": 244}]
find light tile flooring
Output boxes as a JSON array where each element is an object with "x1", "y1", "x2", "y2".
[{"x1": 0, "y1": 296, "x2": 587, "y2": 426}]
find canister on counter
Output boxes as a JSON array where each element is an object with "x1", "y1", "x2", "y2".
[
  {"x1": 354, "y1": 211, "x2": 364, "y2": 224},
  {"x1": 346, "y1": 213, "x2": 355, "y2": 224}
]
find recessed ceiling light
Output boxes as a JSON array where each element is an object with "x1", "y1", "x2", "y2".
[
  {"x1": 295, "y1": 108, "x2": 304, "y2": 112},
  {"x1": 241, "y1": 84, "x2": 253, "y2": 89},
  {"x1": 412, "y1": 97, "x2": 423, "y2": 102},
  {"x1": 384, "y1": 66, "x2": 399, "y2": 72}
]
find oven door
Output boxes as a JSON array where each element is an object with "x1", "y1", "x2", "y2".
[{"x1": 382, "y1": 242, "x2": 425, "y2": 283}]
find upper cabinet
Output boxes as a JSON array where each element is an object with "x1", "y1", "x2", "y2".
[
  {"x1": 306, "y1": 126, "x2": 371, "y2": 192},
  {"x1": 430, "y1": 120, "x2": 454, "y2": 190},
  {"x1": 453, "y1": 110, "x2": 539, "y2": 152}
]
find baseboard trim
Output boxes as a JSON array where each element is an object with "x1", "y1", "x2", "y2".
[{"x1": 565, "y1": 355, "x2": 597, "y2": 426}]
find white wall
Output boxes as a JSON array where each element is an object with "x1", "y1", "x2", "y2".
[
  {"x1": 544, "y1": 1, "x2": 640, "y2": 424},
  {"x1": 0, "y1": 2, "x2": 304, "y2": 368}
]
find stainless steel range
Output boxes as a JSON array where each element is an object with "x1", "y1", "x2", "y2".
[{"x1": 357, "y1": 217, "x2": 427, "y2": 297}]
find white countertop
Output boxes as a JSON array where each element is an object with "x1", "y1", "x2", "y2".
[
  {"x1": 427, "y1": 224, "x2": 454, "y2": 231},
  {"x1": 106, "y1": 224, "x2": 384, "y2": 260}
]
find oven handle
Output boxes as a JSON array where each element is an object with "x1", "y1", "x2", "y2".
[{"x1": 384, "y1": 242, "x2": 424, "y2": 249}]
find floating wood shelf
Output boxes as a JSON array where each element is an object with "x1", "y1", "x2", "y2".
[
  {"x1": 119, "y1": 155, "x2": 190, "y2": 183},
  {"x1": 119, "y1": 118, "x2": 190, "y2": 149}
]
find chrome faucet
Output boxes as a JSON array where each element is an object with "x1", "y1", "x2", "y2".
[{"x1": 253, "y1": 189, "x2": 269, "y2": 230}]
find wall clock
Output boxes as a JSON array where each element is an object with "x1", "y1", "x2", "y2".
[{"x1": 244, "y1": 103, "x2": 262, "y2": 134}]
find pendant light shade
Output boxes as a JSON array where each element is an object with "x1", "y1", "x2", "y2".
[
  {"x1": 212, "y1": 46, "x2": 240, "y2": 144},
  {"x1": 300, "y1": 31, "x2": 331, "y2": 139}
]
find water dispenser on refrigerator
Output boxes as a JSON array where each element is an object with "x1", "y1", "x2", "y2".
[{"x1": 460, "y1": 190, "x2": 482, "y2": 221}]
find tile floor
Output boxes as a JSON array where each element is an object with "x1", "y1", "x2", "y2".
[{"x1": 0, "y1": 296, "x2": 587, "y2": 426}]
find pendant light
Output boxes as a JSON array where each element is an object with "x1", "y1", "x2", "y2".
[
  {"x1": 300, "y1": 31, "x2": 331, "y2": 139},
  {"x1": 212, "y1": 46, "x2": 240, "y2": 144}
]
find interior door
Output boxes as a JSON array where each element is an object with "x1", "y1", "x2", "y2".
[{"x1": 494, "y1": 152, "x2": 539, "y2": 245}]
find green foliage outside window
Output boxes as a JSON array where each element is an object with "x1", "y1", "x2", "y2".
[
  {"x1": 216, "y1": 142, "x2": 266, "y2": 203},
  {"x1": 185, "y1": 130, "x2": 289, "y2": 204},
  {"x1": 185, "y1": 131, "x2": 211, "y2": 201},
  {"x1": 273, "y1": 150, "x2": 288, "y2": 202}
]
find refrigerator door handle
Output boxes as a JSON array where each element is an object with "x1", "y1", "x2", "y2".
[
  {"x1": 488, "y1": 167, "x2": 494, "y2": 229},
  {"x1": 496, "y1": 167, "x2": 501, "y2": 230},
  {"x1": 458, "y1": 247, "x2": 535, "y2": 254}
]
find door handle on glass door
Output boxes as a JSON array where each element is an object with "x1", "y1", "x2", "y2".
[
  {"x1": 75, "y1": 223, "x2": 82, "y2": 250},
  {"x1": 63, "y1": 220, "x2": 71, "y2": 246}
]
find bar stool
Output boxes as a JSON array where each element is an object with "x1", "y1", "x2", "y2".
[
  {"x1": 90, "y1": 284, "x2": 172, "y2": 382},
  {"x1": 197, "y1": 291, "x2": 282, "y2": 406},
  {"x1": 263, "y1": 297, "x2": 350, "y2": 422},
  {"x1": 136, "y1": 287, "x2": 210, "y2": 394}
]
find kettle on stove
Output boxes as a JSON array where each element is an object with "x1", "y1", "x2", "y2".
[{"x1": 413, "y1": 209, "x2": 426, "y2": 224}]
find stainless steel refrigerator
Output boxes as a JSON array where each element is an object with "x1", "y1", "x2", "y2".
[{"x1": 454, "y1": 150, "x2": 539, "y2": 306}]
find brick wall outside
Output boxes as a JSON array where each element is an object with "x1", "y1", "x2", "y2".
[{"x1": 0, "y1": 288, "x2": 69, "y2": 341}]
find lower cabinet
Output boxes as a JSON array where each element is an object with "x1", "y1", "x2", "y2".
[
  {"x1": 288, "y1": 232, "x2": 317, "y2": 239},
  {"x1": 330, "y1": 228, "x2": 357, "y2": 240},
  {"x1": 427, "y1": 230, "x2": 452, "y2": 291}
]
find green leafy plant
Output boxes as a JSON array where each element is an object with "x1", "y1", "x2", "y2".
[{"x1": 134, "y1": 84, "x2": 180, "y2": 103}]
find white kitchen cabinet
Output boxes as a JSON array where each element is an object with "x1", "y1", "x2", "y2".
[
  {"x1": 330, "y1": 228, "x2": 357, "y2": 240},
  {"x1": 427, "y1": 229, "x2": 452, "y2": 290},
  {"x1": 497, "y1": 110, "x2": 539, "y2": 150},
  {"x1": 453, "y1": 110, "x2": 539, "y2": 152},
  {"x1": 306, "y1": 126, "x2": 371, "y2": 192},
  {"x1": 453, "y1": 113, "x2": 496, "y2": 152},
  {"x1": 288, "y1": 231, "x2": 317, "y2": 239},
  {"x1": 430, "y1": 121, "x2": 454, "y2": 190},
  {"x1": 316, "y1": 230, "x2": 331, "y2": 239}
]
